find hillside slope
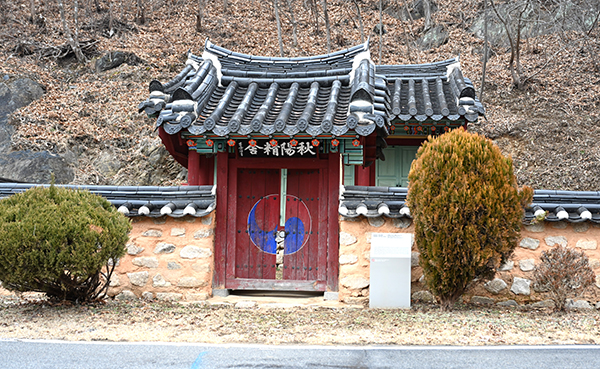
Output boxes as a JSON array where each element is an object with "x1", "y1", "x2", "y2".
[{"x1": 1, "y1": 0, "x2": 598, "y2": 190}]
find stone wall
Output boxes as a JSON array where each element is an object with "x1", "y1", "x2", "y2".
[
  {"x1": 339, "y1": 216, "x2": 600, "y2": 308},
  {"x1": 108, "y1": 214, "x2": 215, "y2": 302}
]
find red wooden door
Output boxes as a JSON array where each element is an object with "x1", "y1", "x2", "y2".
[
  {"x1": 225, "y1": 166, "x2": 327, "y2": 291},
  {"x1": 234, "y1": 168, "x2": 279, "y2": 280}
]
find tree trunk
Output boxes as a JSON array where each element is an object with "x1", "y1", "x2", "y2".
[
  {"x1": 479, "y1": 0, "x2": 488, "y2": 103},
  {"x1": 29, "y1": 0, "x2": 35, "y2": 23},
  {"x1": 351, "y1": 0, "x2": 365, "y2": 43},
  {"x1": 490, "y1": 0, "x2": 522, "y2": 89},
  {"x1": 310, "y1": 0, "x2": 319, "y2": 35},
  {"x1": 423, "y1": 0, "x2": 432, "y2": 31},
  {"x1": 109, "y1": 1, "x2": 114, "y2": 37},
  {"x1": 274, "y1": 0, "x2": 284, "y2": 57},
  {"x1": 196, "y1": 0, "x2": 205, "y2": 33},
  {"x1": 378, "y1": 0, "x2": 383, "y2": 64},
  {"x1": 286, "y1": 0, "x2": 298, "y2": 47},
  {"x1": 136, "y1": 0, "x2": 146, "y2": 25},
  {"x1": 58, "y1": 0, "x2": 86, "y2": 63},
  {"x1": 322, "y1": 0, "x2": 331, "y2": 53}
]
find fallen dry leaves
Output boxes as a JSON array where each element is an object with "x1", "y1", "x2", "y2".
[
  {"x1": 0, "y1": 1, "x2": 599, "y2": 189},
  {"x1": 0, "y1": 298, "x2": 598, "y2": 345}
]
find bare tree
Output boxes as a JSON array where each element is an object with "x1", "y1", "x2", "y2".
[
  {"x1": 351, "y1": 0, "x2": 365, "y2": 43},
  {"x1": 286, "y1": 0, "x2": 298, "y2": 47},
  {"x1": 29, "y1": 0, "x2": 35, "y2": 23},
  {"x1": 58, "y1": 0, "x2": 86, "y2": 63},
  {"x1": 480, "y1": 0, "x2": 489, "y2": 102},
  {"x1": 196, "y1": 0, "x2": 206, "y2": 33},
  {"x1": 423, "y1": 0, "x2": 432, "y2": 31},
  {"x1": 274, "y1": 0, "x2": 284, "y2": 56},
  {"x1": 490, "y1": 0, "x2": 530, "y2": 89},
  {"x1": 378, "y1": 0, "x2": 383, "y2": 64},
  {"x1": 136, "y1": 0, "x2": 146, "y2": 25},
  {"x1": 307, "y1": 0, "x2": 319, "y2": 35},
  {"x1": 322, "y1": 0, "x2": 331, "y2": 53}
]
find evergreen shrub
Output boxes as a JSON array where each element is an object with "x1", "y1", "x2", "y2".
[
  {"x1": 533, "y1": 245, "x2": 595, "y2": 312},
  {"x1": 0, "y1": 185, "x2": 131, "y2": 302},
  {"x1": 407, "y1": 129, "x2": 532, "y2": 310}
]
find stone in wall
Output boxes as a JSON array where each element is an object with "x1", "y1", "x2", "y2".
[
  {"x1": 576, "y1": 239, "x2": 597, "y2": 250},
  {"x1": 497, "y1": 300, "x2": 518, "y2": 307},
  {"x1": 498, "y1": 260, "x2": 514, "y2": 271},
  {"x1": 126, "y1": 243, "x2": 144, "y2": 255},
  {"x1": 566, "y1": 299, "x2": 593, "y2": 310},
  {"x1": 187, "y1": 293, "x2": 209, "y2": 301},
  {"x1": 154, "y1": 242, "x2": 176, "y2": 254},
  {"x1": 368, "y1": 217, "x2": 385, "y2": 228},
  {"x1": 180, "y1": 246, "x2": 212, "y2": 259},
  {"x1": 201, "y1": 216, "x2": 212, "y2": 225},
  {"x1": 340, "y1": 276, "x2": 369, "y2": 290},
  {"x1": 573, "y1": 223, "x2": 589, "y2": 233},
  {"x1": 152, "y1": 273, "x2": 171, "y2": 287},
  {"x1": 484, "y1": 278, "x2": 507, "y2": 294},
  {"x1": 142, "y1": 229, "x2": 163, "y2": 237},
  {"x1": 530, "y1": 300, "x2": 554, "y2": 309},
  {"x1": 192, "y1": 263, "x2": 211, "y2": 273},
  {"x1": 115, "y1": 290, "x2": 136, "y2": 300},
  {"x1": 412, "y1": 290, "x2": 435, "y2": 303},
  {"x1": 142, "y1": 292, "x2": 153, "y2": 300},
  {"x1": 510, "y1": 277, "x2": 531, "y2": 295},
  {"x1": 551, "y1": 222, "x2": 567, "y2": 229},
  {"x1": 156, "y1": 292, "x2": 183, "y2": 301},
  {"x1": 171, "y1": 228, "x2": 186, "y2": 237},
  {"x1": 339, "y1": 232, "x2": 357, "y2": 246},
  {"x1": 519, "y1": 237, "x2": 540, "y2": 250},
  {"x1": 194, "y1": 229, "x2": 214, "y2": 239},
  {"x1": 524, "y1": 223, "x2": 544, "y2": 233},
  {"x1": 545, "y1": 236, "x2": 567, "y2": 247},
  {"x1": 392, "y1": 218, "x2": 412, "y2": 229},
  {"x1": 590, "y1": 259, "x2": 600, "y2": 269},
  {"x1": 132, "y1": 257, "x2": 159, "y2": 268},
  {"x1": 411, "y1": 252, "x2": 420, "y2": 267},
  {"x1": 339, "y1": 254, "x2": 358, "y2": 265},
  {"x1": 177, "y1": 276, "x2": 206, "y2": 288},
  {"x1": 471, "y1": 296, "x2": 494, "y2": 305},
  {"x1": 127, "y1": 271, "x2": 149, "y2": 287},
  {"x1": 596, "y1": 274, "x2": 600, "y2": 289},
  {"x1": 518, "y1": 259, "x2": 535, "y2": 272},
  {"x1": 109, "y1": 274, "x2": 120, "y2": 287},
  {"x1": 168, "y1": 262, "x2": 183, "y2": 270}
]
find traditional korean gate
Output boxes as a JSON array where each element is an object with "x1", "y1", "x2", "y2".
[{"x1": 222, "y1": 159, "x2": 331, "y2": 291}]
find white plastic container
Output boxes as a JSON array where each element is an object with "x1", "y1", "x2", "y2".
[{"x1": 369, "y1": 233, "x2": 412, "y2": 308}]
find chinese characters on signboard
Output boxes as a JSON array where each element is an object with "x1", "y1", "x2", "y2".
[{"x1": 238, "y1": 140, "x2": 316, "y2": 158}]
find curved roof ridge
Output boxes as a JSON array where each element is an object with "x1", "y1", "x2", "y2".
[{"x1": 204, "y1": 38, "x2": 369, "y2": 65}]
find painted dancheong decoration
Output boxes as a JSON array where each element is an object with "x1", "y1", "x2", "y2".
[{"x1": 248, "y1": 194, "x2": 311, "y2": 255}]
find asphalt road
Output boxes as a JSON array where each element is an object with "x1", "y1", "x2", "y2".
[{"x1": 1, "y1": 339, "x2": 600, "y2": 369}]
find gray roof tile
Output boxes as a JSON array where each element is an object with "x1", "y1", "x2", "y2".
[{"x1": 0, "y1": 184, "x2": 216, "y2": 218}]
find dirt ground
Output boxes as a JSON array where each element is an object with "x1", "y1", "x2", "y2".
[{"x1": 1, "y1": 291, "x2": 599, "y2": 346}]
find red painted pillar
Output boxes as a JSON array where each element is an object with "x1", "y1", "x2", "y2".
[
  {"x1": 187, "y1": 149, "x2": 200, "y2": 185},
  {"x1": 355, "y1": 165, "x2": 372, "y2": 186},
  {"x1": 198, "y1": 155, "x2": 215, "y2": 185}
]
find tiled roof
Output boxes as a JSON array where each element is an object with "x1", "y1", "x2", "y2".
[
  {"x1": 138, "y1": 40, "x2": 484, "y2": 142},
  {"x1": 339, "y1": 185, "x2": 410, "y2": 218},
  {"x1": 525, "y1": 190, "x2": 600, "y2": 223},
  {"x1": 0, "y1": 184, "x2": 216, "y2": 218},
  {"x1": 376, "y1": 59, "x2": 484, "y2": 123},
  {"x1": 339, "y1": 186, "x2": 600, "y2": 223}
]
